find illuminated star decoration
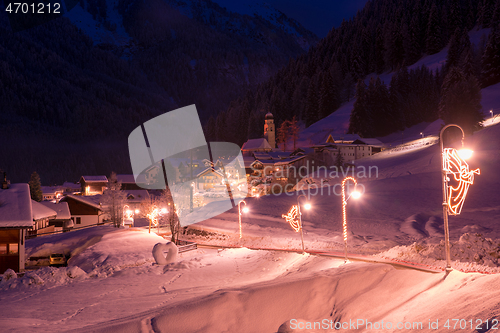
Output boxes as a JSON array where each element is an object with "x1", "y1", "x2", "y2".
[
  {"x1": 282, "y1": 205, "x2": 301, "y2": 232},
  {"x1": 443, "y1": 148, "x2": 480, "y2": 215}
]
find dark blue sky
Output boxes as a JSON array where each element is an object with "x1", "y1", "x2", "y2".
[{"x1": 267, "y1": 0, "x2": 369, "y2": 37}]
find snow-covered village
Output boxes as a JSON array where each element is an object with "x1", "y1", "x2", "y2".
[{"x1": 2, "y1": 0, "x2": 500, "y2": 332}]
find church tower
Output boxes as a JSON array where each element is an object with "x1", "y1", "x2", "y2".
[{"x1": 264, "y1": 112, "x2": 275, "y2": 148}]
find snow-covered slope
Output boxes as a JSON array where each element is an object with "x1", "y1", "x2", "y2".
[{"x1": 299, "y1": 28, "x2": 494, "y2": 147}]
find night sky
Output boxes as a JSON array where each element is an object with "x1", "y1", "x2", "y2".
[{"x1": 268, "y1": 0, "x2": 370, "y2": 37}]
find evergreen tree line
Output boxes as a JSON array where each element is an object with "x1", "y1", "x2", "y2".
[{"x1": 209, "y1": 0, "x2": 500, "y2": 146}]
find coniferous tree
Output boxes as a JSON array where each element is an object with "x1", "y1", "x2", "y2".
[
  {"x1": 276, "y1": 120, "x2": 290, "y2": 151},
  {"x1": 439, "y1": 67, "x2": 483, "y2": 134},
  {"x1": 289, "y1": 116, "x2": 300, "y2": 150},
  {"x1": 318, "y1": 72, "x2": 339, "y2": 119},
  {"x1": 348, "y1": 80, "x2": 373, "y2": 137},
  {"x1": 426, "y1": 4, "x2": 444, "y2": 55},
  {"x1": 481, "y1": 26, "x2": 500, "y2": 87},
  {"x1": 304, "y1": 78, "x2": 319, "y2": 127},
  {"x1": 29, "y1": 172, "x2": 42, "y2": 202},
  {"x1": 204, "y1": 116, "x2": 216, "y2": 141}
]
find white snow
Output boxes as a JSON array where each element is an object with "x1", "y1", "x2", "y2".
[
  {"x1": 3, "y1": 26, "x2": 500, "y2": 333},
  {"x1": 0, "y1": 183, "x2": 33, "y2": 227}
]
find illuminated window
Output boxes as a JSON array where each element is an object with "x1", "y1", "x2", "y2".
[{"x1": 9, "y1": 243, "x2": 18, "y2": 254}]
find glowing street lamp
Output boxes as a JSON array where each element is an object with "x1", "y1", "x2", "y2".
[
  {"x1": 440, "y1": 124, "x2": 480, "y2": 271},
  {"x1": 238, "y1": 200, "x2": 249, "y2": 239},
  {"x1": 281, "y1": 194, "x2": 311, "y2": 253},
  {"x1": 342, "y1": 176, "x2": 361, "y2": 263},
  {"x1": 491, "y1": 110, "x2": 493, "y2": 118},
  {"x1": 420, "y1": 132, "x2": 424, "y2": 138}
]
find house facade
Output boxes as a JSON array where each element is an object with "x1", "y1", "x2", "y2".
[
  {"x1": 60, "y1": 195, "x2": 105, "y2": 227},
  {"x1": 0, "y1": 184, "x2": 32, "y2": 273},
  {"x1": 80, "y1": 176, "x2": 108, "y2": 195}
]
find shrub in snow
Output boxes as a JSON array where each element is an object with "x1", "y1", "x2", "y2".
[
  {"x1": 24, "y1": 273, "x2": 44, "y2": 286},
  {"x1": 67, "y1": 266, "x2": 86, "y2": 279},
  {"x1": 152, "y1": 242, "x2": 178, "y2": 265},
  {"x1": 2, "y1": 268, "x2": 17, "y2": 281}
]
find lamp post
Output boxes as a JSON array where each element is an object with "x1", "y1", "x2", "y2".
[
  {"x1": 238, "y1": 200, "x2": 249, "y2": 239},
  {"x1": 297, "y1": 195, "x2": 309, "y2": 253},
  {"x1": 341, "y1": 177, "x2": 361, "y2": 263},
  {"x1": 420, "y1": 132, "x2": 424, "y2": 138},
  {"x1": 440, "y1": 124, "x2": 480, "y2": 271},
  {"x1": 490, "y1": 110, "x2": 493, "y2": 118}
]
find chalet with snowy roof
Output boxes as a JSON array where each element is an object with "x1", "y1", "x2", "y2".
[
  {"x1": 39, "y1": 201, "x2": 73, "y2": 232},
  {"x1": 124, "y1": 190, "x2": 150, "y2": 211},
  {"x1": 193, "y1": 168, "x2": 225, "y2": 190},
  {"x1": 0, "y1": 184, "x2": 32, "y2": 273},
  {"x1": 41, "y1": 186, "x2": 64, "y2": 201},
  {"x1": 313, "y1": 135, "x2": 386, "y2": 165},
  {"x1": 62, "y1": 182, "x2": 81, "y2": 194},
  {"x1": 325, "y1": 133, "x2": 361, "y2": 144},
  {"x1": 80, "y1": 176, "x2": 108, "y2": 195},
  {"x1": 29, "y1": 200, "x2": 57, "y2": 237},
  {"x1": 60, "y1": 195, "x2": 105, "y2": 227},
  {"x1": 241, "y1": 138, "x2": 273, "y2": 156}
]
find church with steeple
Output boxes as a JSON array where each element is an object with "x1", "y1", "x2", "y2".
[{"x1": 263, "y1": 112, "x2": 275, "y2": 148}]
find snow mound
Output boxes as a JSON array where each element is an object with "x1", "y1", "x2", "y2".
[
  {"x1": 378, "y1": 233, "x2": 500, "y2": 273},
  {"x1": 1, "y1": 266, "x2": 87, "y2": 290},
  {"x1": 400, "y1": 214, "x2": 443, "y2": 239},
  {"x1": 69, "y1": 229, "x2": 166, "y2": 277}
]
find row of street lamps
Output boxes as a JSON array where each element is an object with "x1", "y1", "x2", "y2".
[{"x1": 237, "y1": 123, "x2": 479, "y2": 271}]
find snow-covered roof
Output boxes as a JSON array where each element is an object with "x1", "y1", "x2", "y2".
[
  {"x1": 124, "y1": 190, "x2": 150, "y2": 202},
  {"x1": 352, "y1": 138, "x2": 385, "y2": 146},
  {"x1": 32, "y1": 200, "x2": 58, "y2": 220},
  {"x1": 62, "y1": 182, "x2": 81, "y2": 189},
  {"x1": 41, "y1": 186, "x2": 63, "y2": 194},
  {"x1": 39, "y1": 201, "x2": 71, "y2": 220},
  {"x1": 253, "y1": 153, "x2": 273, "y2": 160},
  {"x1": 243, "y1": 156, "x2": 256, "y2": 168},
  {"x1": 61, "y1": 194, "x2": 102, "y2": 210},
  {"x1": 327, "y1": 134, "x2": 361, "y2": 143},
  {"x1": 80, "y1": 176, "x2": 108, "y2": 183},
  {"x1": 274, "y1": 155, "x2": 307, "y2": 166},
  {"x1": 196, "y1": 168, "x2": 224, "y2": 178},
  {"x1": 241, "y1": 138, "x2": 272, "y2": 150},
  {"x1": 0, "y1": 184, "x2": 33, "y2": 228}
]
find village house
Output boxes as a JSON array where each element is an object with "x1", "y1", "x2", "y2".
[
  {"x1": 80, "y1": 176, "x2": 108, "y2": 195},
  {"x1": 29, "y1": 200, "x2": 58, "y2": 237},
  {"x1": 39, "y1": 201, "x2": 73, "y2": 232},
  {"x1": 60, "y1": 195, "x2": 105, "y2": 227},
  {"x1": 0, "y1": 184, "x2": 32, "y2": 273}
]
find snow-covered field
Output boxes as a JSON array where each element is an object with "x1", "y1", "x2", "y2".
[
  {"x1": 1, "y1": 119, "x2": 500, "y2": 332},
  {"x1": 2, "y1": 28, "x2": 500, "y2": 331}
]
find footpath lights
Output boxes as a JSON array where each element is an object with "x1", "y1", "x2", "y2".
[
  {"x1": 342, "y1": 177, "x2": 361, "y2": 263},
  {"x1": 238, "y1": 200, "x2": 249, "y2": 239},
  {"x1": 281, "y1": 194, "x2": 311, "y2": 253},
  {"x1": 440, "y1": 124, "x2": 480, "y2": 271}
]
